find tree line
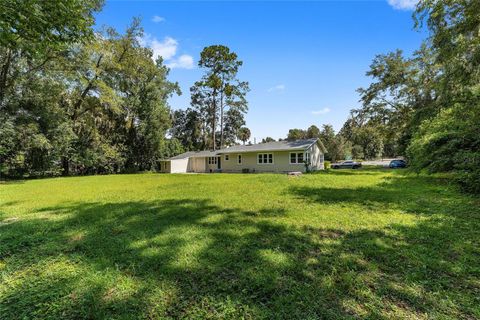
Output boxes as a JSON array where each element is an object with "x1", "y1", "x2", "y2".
[
  {"x1": 284, "y1": 1, "x2": 479, "y2": 193},
  {"x1": 170, "y1": 45, "x2": 250, "y2": 151},
  {"x1": 0, "y1": 0, "x2": 251, "y2": 177},
  {"x1": 1, "y1": 1, "x2": 478, "y2": 193},
  {"x1": 348, "y1": 0, "x2": 479, "y2": 194}
]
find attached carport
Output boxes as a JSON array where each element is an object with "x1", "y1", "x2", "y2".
[{"x1": 159, "y1": 151, "x2": 219, "y2": 173}]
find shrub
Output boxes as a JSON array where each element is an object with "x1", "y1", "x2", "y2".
[{"x1": 324, "y1": 161, "x2": 331, "y2": 169}]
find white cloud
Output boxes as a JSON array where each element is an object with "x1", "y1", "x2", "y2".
[
  {"x1": 139, "y1": 34, "x2": 194, "y2": 69},
  {"x1": 311, "y1": 108, "x2": 331, "y2": 115},
  {"x1": 268, "y1": 84, "x2": 286, "y2": 92},
  {"x1": 387, "y1": 0, "x2": 418, "y2": 10},
  {"x1": 166, "y1": 54, "x2": 194, "y2": 69},
  {"x1": 152, "y1": 15, "x2": 165, "y2": 23},
  {"x1": 150, "y1": 36, "x2": 178, "y2": 60}
]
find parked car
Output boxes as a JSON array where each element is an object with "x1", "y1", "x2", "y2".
[
  {"x1": 389, "y1": 159, "x2": 407, "y2": 168},
  {"x1": 331, "y1": 160, "x2": 362, "y2": 169}
]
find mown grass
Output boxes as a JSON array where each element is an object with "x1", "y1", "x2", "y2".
[{"x1": 0, "y1": 169, "x2": 479, "y2": 319}]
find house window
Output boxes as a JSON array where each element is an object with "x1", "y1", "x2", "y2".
[
  {"x1": 258, "y1": 153, "x2": 274, "y2": 164},
  {"x1": 208, "y1": 157, "x2": 217, "y2": 165},
  {"x1": 225, "y1": 154, "x2": 229, "y2": 161},
  {"x1": 290, "y1": 152, "x2": 306, "y2": 164},
  {"x1": 237, "y1": 154, "x2": 242, "y2": 164},
  {"x1": 305, "y1": 152, "x2": 311, "y2": 164}
]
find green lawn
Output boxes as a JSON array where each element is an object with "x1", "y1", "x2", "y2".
[{"x1": 0, "y1": 169, "x2": 479, "y2": 319}]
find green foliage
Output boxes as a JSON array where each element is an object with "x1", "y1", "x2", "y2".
[
  {"x1": 1, "y1": 170, "x2": 478, "y2": 318},
  {"x1": 355, "y1": 126, "x2": 384, "y2": 160},
  {"x1": 190, "y1": 45, "x2": 249, "y2": 150},
  {"x1": 237, "y1": 127, "x2": 251, "y2": 145},
  {"x1": 341, "y1": 0, "x2": 479, "y2": 193},
  {"x1": 170, "y1": 108, "x2": 206, "y2": 151},
  {"x1": 408, "y1": 102, "x2": 480, "y2": 193},
  {"x1": 306, "y1": 125, "x2": 321, "y2": 138},
  {"x1": 0, "y1": 3, "x2": 179, "y2": 177},
  {"x1": 287, "y1": 128, "x2": 307, "y2": 140},
  {"x1": 261, "y1": 137, "x2": 275, "y2": 143}
]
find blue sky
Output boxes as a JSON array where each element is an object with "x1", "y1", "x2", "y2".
[{"x1": 95, "y1": 0, "x2": 424, "y2": 141}]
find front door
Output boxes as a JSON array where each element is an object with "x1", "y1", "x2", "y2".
[{"x1": 217, "y1": 157, "x2": 221, "y2": 170}]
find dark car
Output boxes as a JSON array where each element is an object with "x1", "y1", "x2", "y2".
[
  {"x1": 389, "y1": 159, "x2": 407, "y2": 168},
  {"x1": 331, "y1": 160, "x2": 362, "y2": 169}
]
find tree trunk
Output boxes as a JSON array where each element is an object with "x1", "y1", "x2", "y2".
[
  {"x1": 212, "y1": 89, "x2": 217, "y2": 150},
  {"x1": 0, "y1": 48, "x2": 12, "y2": 107},
  {"x1": 62, "y1": 156, "x2": 69, "y2": 176},
  {"x1": 220, "y1": 90, "x2": 224, "y2": 149},
  {"x1": 219, "y1": 76, "x2": 226, "y2": 149}
]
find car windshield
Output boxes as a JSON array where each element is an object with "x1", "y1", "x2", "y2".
[{"x1": 344, "y1": 161, "x2": 353, "y2": 164}]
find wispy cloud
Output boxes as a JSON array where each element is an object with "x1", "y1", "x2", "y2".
[
  {"x1": 166, "y1": 54, "x2": 194, "y2": 69},
  {"x1": 267, "y1": 84, "x2": 286, "y2": 93},
  {"x1": 311, "y1": 108, "x2": 331, "y2": 115},
  {"x1": 139, "y1": 34, "x2": 194, "y2": 69},
  {"x1": 152, "y1": 15, "x2": 165, "y2": 23},
  {"x1": 387, "y1": 0, "x2": 418, "y2": 10}
]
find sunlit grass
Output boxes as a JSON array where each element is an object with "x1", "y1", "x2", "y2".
[{"x1": 1, "y1": 169, "x2": 479, "y2": 319}]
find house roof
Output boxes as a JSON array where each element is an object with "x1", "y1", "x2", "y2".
[
  {"x1": 168, "y1": 150, "x2": 218, "y2": 160},
  {"x1": 218, "y1": 138, "x2": 320, "y2": 154},
  {"x1": 165, "y1": 138, "x2": 323, "y2": 160}
]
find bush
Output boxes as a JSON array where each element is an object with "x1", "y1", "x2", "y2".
[
  {"x1": 324, "y1": 161, "x2": 331, "y2": 169},
  {"x1": 408, "y1": 104, "x2": 480, "y2": 194}
]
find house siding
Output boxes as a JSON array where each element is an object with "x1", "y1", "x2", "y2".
[
  {"x1": 308, "y1": 142, "x2": 325, "y2": 170},
  {"x1": 221, "y1": 151, "x2": 307, "y2": 173},
  {"x1": 187, "y1": 157, "x2": 207, "y2": 173},
  {"x1": 170, "y1": 159, "x2": 189, "y2": 173},
  {"x1": 162, "y1": 140, "x2": 325, "y2": 174}
]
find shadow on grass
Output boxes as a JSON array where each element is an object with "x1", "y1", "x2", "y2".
[{"x1": 1, "y1": 174, "x2": 479, "y2": 319}]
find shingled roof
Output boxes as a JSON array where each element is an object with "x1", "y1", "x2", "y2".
[
  {"x1": 168, "y1": 150, "x2": 218, "y2": 160},
  {"x1": 166, "y1": 138, "x2": 323, "y2": 161},
  {"x1": 218, "y1": 138, "x2": 320, "y2": 153}
]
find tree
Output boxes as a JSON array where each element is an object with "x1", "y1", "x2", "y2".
[
  {"x1": 238, "y1": 127, "x2": 251, "y2": 145},
  {"x1": 190, "y1": 45, "x2": 249, "y2": 150},
  {"x1": 0, "y1": 0, "x2": 104, "y2": 106},
  {"x1": 0, "y1": 13, "x2": 180, "y2": 177},
  {"x1": 261, "y1": 137, "x2": 275, "y2": 143},
  {"x1": 319, "y1": 125, "x2": 336, "y2": 161},
  {"x1": 408, "y1": 0, "x2": 480, "y2": 193},
  {"x1": 170, "y1": 108, "x2": 205, "y2": 151},
  {"x1": 356, "y1": 126, "x2": 384, "y2": 160},
  {"x1": 306, "y1": 125, "x2": 321, "y2": 138},
  {"x1": 287, "y1": 129, "x2": 307, "y2": 140},
  {"x1": 223, "y1": 108, "x2": 246, "y2": 146}
]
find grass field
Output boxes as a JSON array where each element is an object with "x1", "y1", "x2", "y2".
[{"x1": 0, "y1": 169, "x2": 479, "y2": 319}]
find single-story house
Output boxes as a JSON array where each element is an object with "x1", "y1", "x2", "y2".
[{"x1": 159, "y1": 138, "x2": 326, "y2": 173}]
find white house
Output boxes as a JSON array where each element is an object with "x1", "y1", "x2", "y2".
[{"x1": 159, "y1": 138, "x2": 326, "y2": 173}]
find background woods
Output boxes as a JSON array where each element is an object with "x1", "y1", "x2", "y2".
[{"x1": 0, "y1": 0, "x2": 478, "y2": 193}]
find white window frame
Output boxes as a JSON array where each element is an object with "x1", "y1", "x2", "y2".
[
  {"x1": 225, "y1": 154, "x2": 229, "y2": 161},
  {"x1": 305, "y1": 151, "x2": 311, "y2": 164},
  {"x1": 257, "y1": 153, "x2": 274, "y2": 165},
  {"x1": 237, "y1": 154, "x2": 242, "y2": 164},
  {"x1": 289, "y1": 152, "x2": 305, "y2": 164},
  {"x1": 208, "y1": 157, "x2": 217, "y2": 165}
]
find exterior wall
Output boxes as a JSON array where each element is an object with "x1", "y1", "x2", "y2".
[
  {"x1": 206, "y1": 156, "x2": 219, "y2": 172},
  {"x1": 187, "y1": 157, "x2": 207, "y2": 173},
  {"x1": 221, "y1": 151, "x2": 307, "y2": 173},
  {"x1": 159, "y1": 161, "x2": 171, "y2": 173},
  {"x1": 308, "y1": 142, "x2": 325, "y2": 171},
  {"x1": 170, "y1": 159, "x2": 189, "y2": 173},
  {"x1": 162, "y1": 142, "x2": 324, "y2": 174}
]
